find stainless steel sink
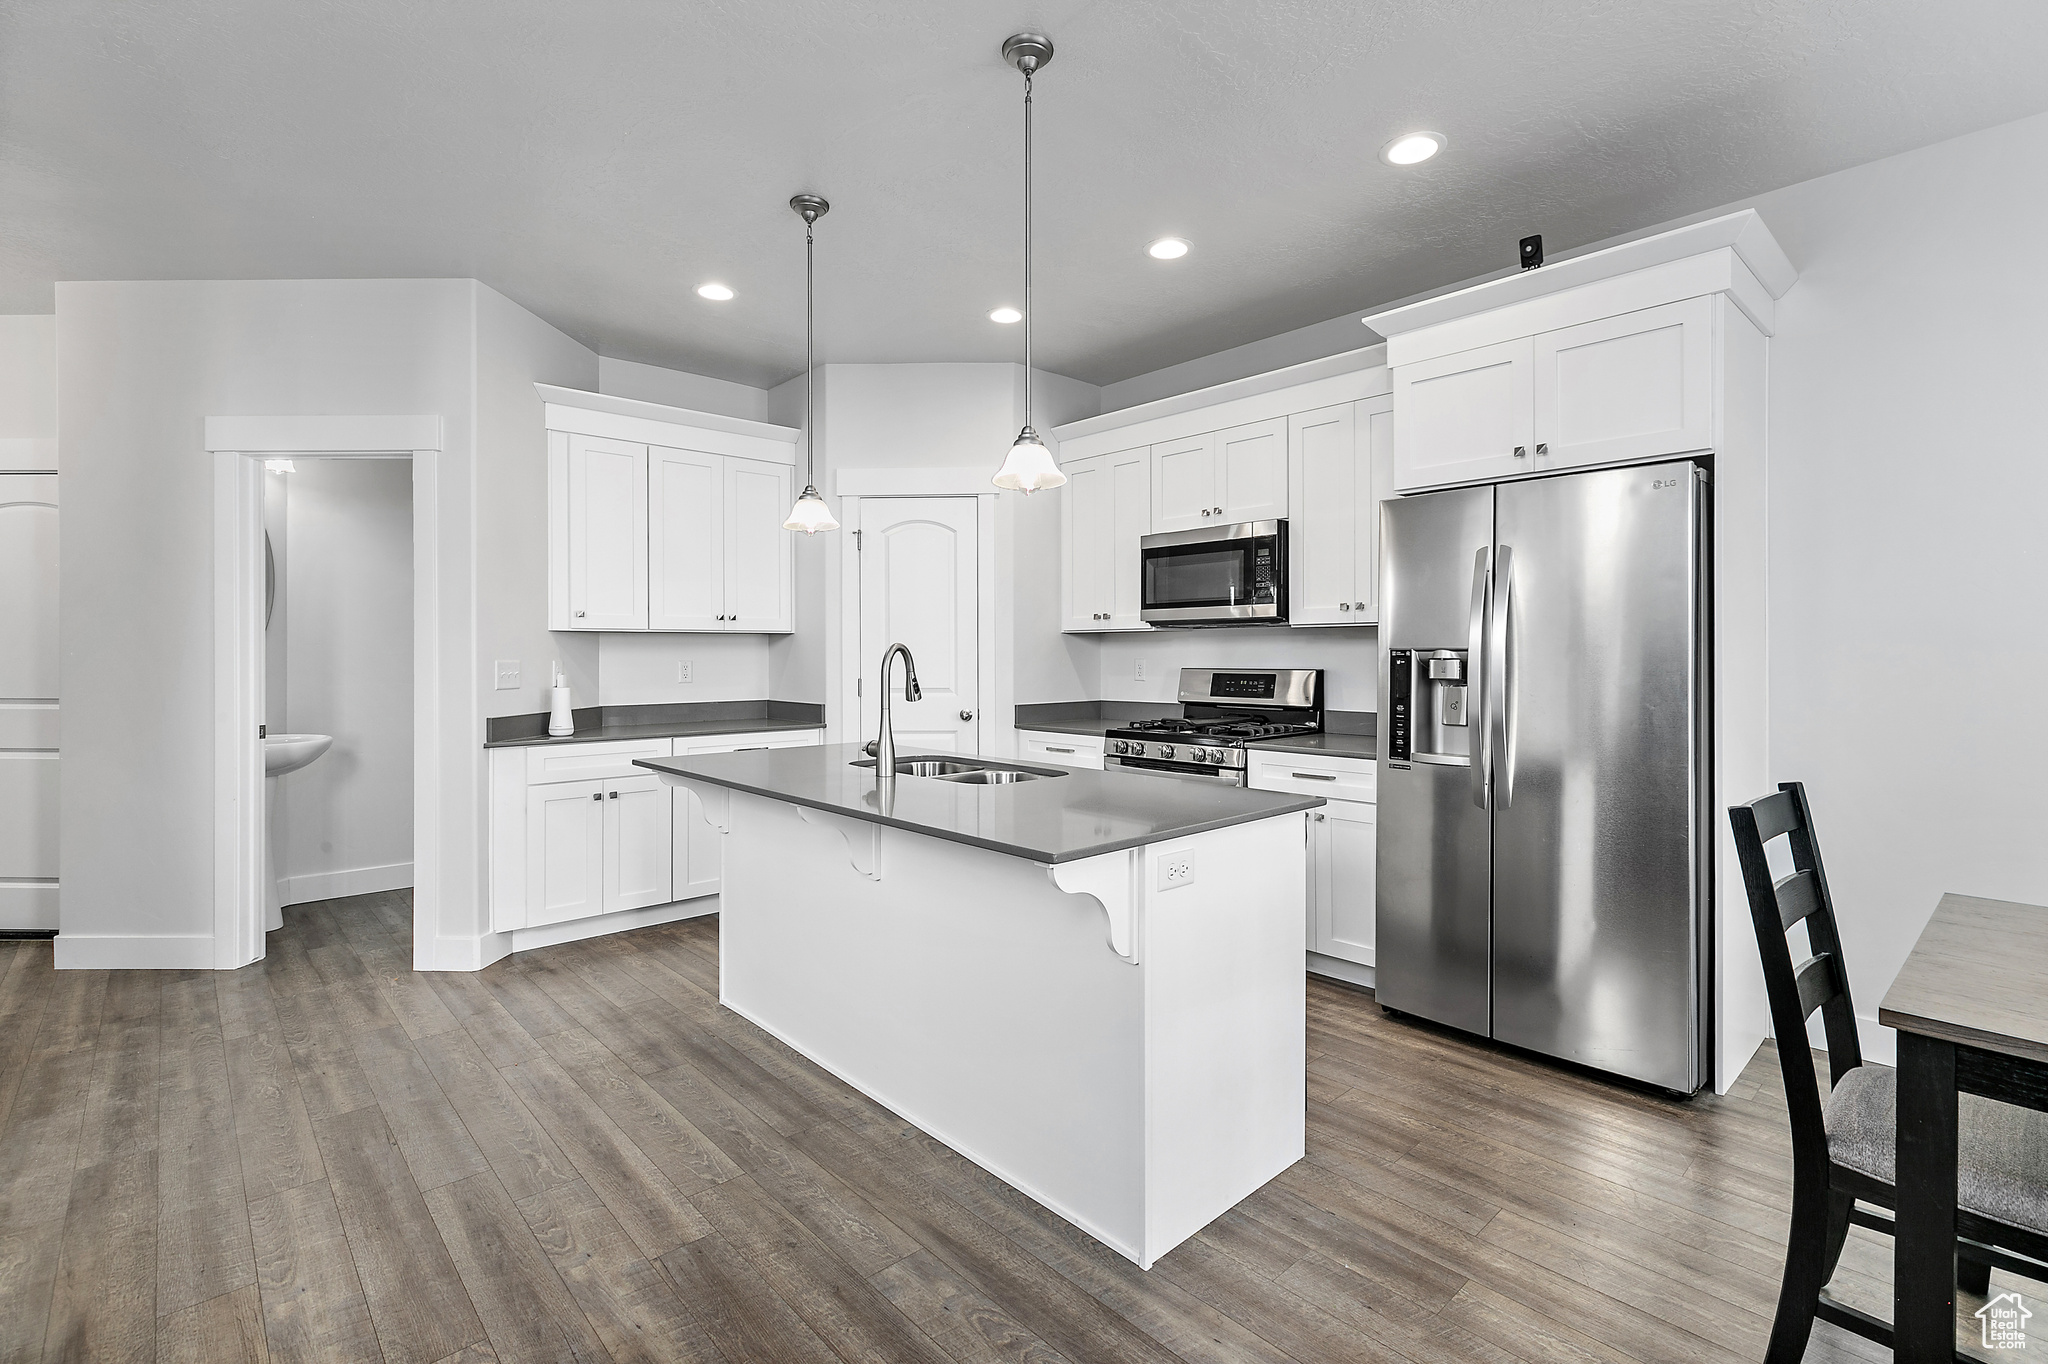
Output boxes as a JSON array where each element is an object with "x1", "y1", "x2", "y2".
[{"x1": 850, "y1": 755, "x2": 1067, "y2": 783}]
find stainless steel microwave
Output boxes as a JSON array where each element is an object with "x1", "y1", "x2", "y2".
[{"x1": 1139, "y1": 520, "x2": 1288, "y2": 625}]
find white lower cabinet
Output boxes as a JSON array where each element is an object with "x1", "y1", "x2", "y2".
[
  {"x1": 1309, "y1": 799, "x2": 1376, "y2": 967},
  {"x1": 1248, "y1": 749, "x2": 1376, "y2": 971},
  {"x1": 1016, "y1": 730, "x2": 1106, "y2": 770},
  {"x1": 491, "y1": 729, "x2": 821, "y2": 936}
]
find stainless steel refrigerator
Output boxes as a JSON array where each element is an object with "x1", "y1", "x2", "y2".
[{"x1": 1375, "y1": 460, "x2": 1710, "y2": 1093}]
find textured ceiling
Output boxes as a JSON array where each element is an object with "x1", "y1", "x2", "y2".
[{"x1": 4, "y1": 1, "x2": 2047, "y2": 388}]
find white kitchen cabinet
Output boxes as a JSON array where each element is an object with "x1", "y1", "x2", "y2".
[
  {"x1": 1062, "y1": 446, "x2": 1150, "y2": 632},
  {"x1": 1017, "y1": 730, "x2": 1106, "y2": 770},
  {"x1": 1150, "y1": 433, "x2": 1216, "y2": 533},
  {"x1": 1288, "y1": 396, "x2": 1392, "y2": 626},
  {"x1": 524, "y1": 779, "x2": 608, "y2": 928},
  {"x1": 563, "y1": 434, "x2": 649, "y2": 630},
  {"x1": 723, "y1": 457, "x2": 795, "y2": 632},
  {"x1": 1309, "y1": 799, "x2": 1376, "y2": 967},
  {"x1": 1152, "y1": 421, "x2": 1286, "y2": 533},
  {"x1": 1532, "y1": 297, "x2": 1713, "y2": 471},
  {"x1": 604, "y1": 774, "x2": 673, "y2": 912},
  {"x1": 546, "y1": 389, "x2": 798, "y2": 633},
  {"x1": 648, "y1": 445, "x2": 724, "y2": 630},
  {"x1": 1391, "y1": 337, "x2": 1535, "y2": 492},
  {"x1": 671, "y1": 728, "x2": 824, "y2": 900}
]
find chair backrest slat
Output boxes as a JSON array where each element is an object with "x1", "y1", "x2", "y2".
[
  {"x1": 1776, "y1": 869, "x2": 1821, "y2": 931},
  {"x1": 1793, "y1": 953, "x2": 1840, "y2": 1019},
  {"x1": 1729, "y1": 782, "x2": 1864, "y2": 1176}
]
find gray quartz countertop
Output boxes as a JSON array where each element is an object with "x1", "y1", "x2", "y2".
[
  {"x1": 635, "y1": 743, "x2": 1323, "y2": 864},
  {"x1": 485, "y1": 716, "x2": 823, "y2": 750},
  {"x1": 1243, "y1": 732, "x2": 1377, "y2": 760}
]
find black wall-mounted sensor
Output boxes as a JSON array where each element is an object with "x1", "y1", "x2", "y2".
[{"x1": 1519, "y1": 234, "x2": 1543, "y2": 270}]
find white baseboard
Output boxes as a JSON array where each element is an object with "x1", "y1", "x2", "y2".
[
  {"x1": 509, "y1": 897, "x2": 717, "y2": 955},
  {"x1": 281, "y1": 861, "x2": 414, "y2": 907},
  {"x1": 0, "y1": 881, "x2": 59, "y2": 932},
  {"x1": 1307, "y1": 951, "x2": 1375, "y2": 992},
  {"x1": 54, "y1": 933, "x2": 214, "y2": 970}
]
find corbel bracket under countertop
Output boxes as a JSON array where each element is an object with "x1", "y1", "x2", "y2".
[
  {"x1": 1046, "y1": 849, "x2": 1142, "y2": 965},
  {"x1": 795, "y1": 806, "x2": 884, "y2": 881},
  {"x1": 649, "y1": 774, "x2": 730, "y2": 832}
]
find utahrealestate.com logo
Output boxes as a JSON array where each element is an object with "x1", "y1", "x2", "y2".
[{"x1": 1979, "y1": 1292, "x2": 2032, "y2": 1351}]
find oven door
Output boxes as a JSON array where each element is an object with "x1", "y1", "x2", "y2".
[
  {"x1": 1140, "y1": 521, "x2": 1286, "y2": 625},
  {"x1": 1105, "y1": 755, "x2": 1247, "y2": 785}
]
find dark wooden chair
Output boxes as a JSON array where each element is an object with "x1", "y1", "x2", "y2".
[{"x1": 1731, "y1": 781, "x2": 2048, "y2": 1361}]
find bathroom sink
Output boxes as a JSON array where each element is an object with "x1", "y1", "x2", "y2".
[{"x1": 265, "y1": 733, "x2": 333, "y2": 777}]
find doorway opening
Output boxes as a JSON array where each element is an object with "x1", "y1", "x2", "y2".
[
  {"x1": 209, "y1": 415, "x2": 441, "y2": 971},
  {"x1": 261, "y1": 456, "x2": 415, "y2": 939}
]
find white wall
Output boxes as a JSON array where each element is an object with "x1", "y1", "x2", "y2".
[
  {"x1": 275, "y1": 458, "x2": 414, "y2": 896},
  {"x1": 598, "y1": 632, "x2": 774, "y2": 706},
  {"x1": 598, "y1": 355, "x2": 770, "y2": 423},
  {"x1": 1096, "y1": 627, "x2": 1379, "y2": 713},
  {"x1": 1740, "y1": 111, "x2": 2048, "y2": 1061},
  {"x1": 0, "y1": 316, "x2": 57, "y2": 448},
  {"x1": 57, "y1": 279, "x2": 479, "y2": 968}
]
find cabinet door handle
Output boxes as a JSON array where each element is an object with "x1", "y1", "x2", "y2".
[
  {"x1": 1354, "y1": 601, "x2": 1366, "y2": 610},
  {"x1": 1213, "y1": 506, "x2": 1223, "y2": 515},
  {"x1": 1293, "y1": 772, "x2": 1338, "y2": 781},
  {"x1": 1045, "y1": 747, "x2": 1074, "y2": 754},
  {"x1": 1339, "y1": 602, "x2": 1350, "y2": 611},
  {"x1": 591, "y1": 791, "x2": 602, "y2": 801},
  {"x1": 575, "y1": 610, "x2": 586, "y2": 618},
  {"x1": 1535, "y1": 443, "x2": 1549, "y2": 455},
  {"x1": 1200, "y1": 509, "x2": 1211, "y2": 517},
  {"x1": 1512, "y1": 446, "x2": 1527, "y2": 458},
  {"x1": 609, "y1": 790, "x2": 620, "y2": 799}
]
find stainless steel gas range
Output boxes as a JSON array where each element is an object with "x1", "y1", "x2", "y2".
[{"x1": 1102, "y1": 668, "x2": 1323, "y2": 784}]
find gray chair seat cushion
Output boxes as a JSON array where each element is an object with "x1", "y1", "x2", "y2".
[{"x1": 1827, "y1": 1062, "x2": 2048, "y2": 1236}]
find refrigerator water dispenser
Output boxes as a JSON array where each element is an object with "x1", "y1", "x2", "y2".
[{"x1": 1386, "y1": 649, "x2": 1470, "y2": 764}]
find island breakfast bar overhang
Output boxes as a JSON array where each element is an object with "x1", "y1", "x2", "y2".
[{"x1": 638, "y1": 744, "x2": 1323, "y2": 1268}]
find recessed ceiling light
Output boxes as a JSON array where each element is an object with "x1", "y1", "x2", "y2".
[
  {"x1": 1380, "y1": 131, "x2": 1445, "y2": 166},
  {"x1": 696, "y1": 283, "x2": 735, "y2": 301},
  {"x1": 989, "y1": 306, "x2": 1023, "y2": 324},
  {"x1": 1146, "y1": 237, "x2": 1191, "y2": 260}
]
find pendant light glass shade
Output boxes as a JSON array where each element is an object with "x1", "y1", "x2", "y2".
[
  {"x1": 993, "y1": 428, "x2": 1064, "y2": 492},
  {"x1": 996, "y1": 35, "x2": 1065, "y2": 494},
  {"x1": 783, "y1": 484, "x2": 838, "y2": 533},
  {"x1": 785, "y1": 194, "x2": 840, "y2": 534}
]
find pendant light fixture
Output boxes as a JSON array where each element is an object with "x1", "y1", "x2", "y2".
[
  {"x1": 783, "y1": 193, "x2": 840, "y2": 534},
  {"x1": 992, "y1": 33, "x2": 1066, "y2": 494}
]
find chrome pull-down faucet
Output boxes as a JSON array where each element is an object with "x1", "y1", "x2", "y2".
[{"x1": 875, "y1": 643, "x2": 922, "y2": 780}]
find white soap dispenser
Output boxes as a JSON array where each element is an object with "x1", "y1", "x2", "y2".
[{"x1": 548, "y1": 661, "x2": 575, "y2": 737}]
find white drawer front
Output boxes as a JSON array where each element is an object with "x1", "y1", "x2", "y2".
[
  {"x1": 678, "y1": 728, "x2": 823, "y2": 755},
  {"x1": 526, "y1": 737, "x2": 676, "y2": 785},
  {"x1": 1018, "y1": 731, "x2": 1106, "y2": 770},
  {"x1": 1248, "y1": 751, "x2": 1376, "y2": 803}
]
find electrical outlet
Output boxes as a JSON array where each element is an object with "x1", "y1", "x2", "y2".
[
  {"x1": 1157, "y1": 851, "x2": 1196, "y2": 891},
  {"x1": 1135, "y1": 658, "x2": 1148, "y2": 683},
  {"x1": 677, "y1": 660, "x2": 694, "y2": 684},
  {"x1": 494, "y1": 660, "x2": 521, "y2": 691}
]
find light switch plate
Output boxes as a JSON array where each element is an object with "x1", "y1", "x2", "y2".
[
  {"x1": 494, "y1": 660, "x2": 520, "y2": 691},
  {"x1": 677, "y1": 660, "x2": 694, "y2": 684}
]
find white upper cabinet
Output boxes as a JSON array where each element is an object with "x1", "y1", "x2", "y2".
[
  {"x1": 1391, "y1": 337, "x2": 1535, "y2": 492},
  {"x1": 723, "y1": 457, "x2": 794, "y2": 633},
  {"x1": 1150, "y1": 433, "x2": 1217, "y2": 533},
  {"x1": 545, "y1": 389, "x2": 799, "y2": 633},
  {"x1": 1063, "y1": 445, "x2": 1150, "y2": 632},
  {"x1": 563, "y1": 435, "x2": 649, "y2": 629},
  {"x1": 1532, "y1": 297, "x2": 1713, "y2": 470},
  {"x1": 1153, "y1": 422, "x2": 1287, "y2": 533},
  {"x1": 1216, "y1": 419, "x2": 1288, "y2": 524},
  {"x1": 1288, "y1": 396, "x2": 1391, "y2": 626},
  {"x1": 648, "y1": 445, "x2": 723, "y2": 630}
]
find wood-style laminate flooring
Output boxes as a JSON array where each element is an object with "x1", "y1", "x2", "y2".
[{"x1": 0, "y1": 891, "x2": 2025, "y2": 1363}]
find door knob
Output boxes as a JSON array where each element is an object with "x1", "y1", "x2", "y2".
[{"x1": 959, "y1": 710, "x2": 975, "y2": 721}]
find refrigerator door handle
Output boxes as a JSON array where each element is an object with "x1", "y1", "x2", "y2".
[
  {"x1": 1468, "y1": 546, "x2": 1491, "y2": 809},
  {"x1": 1491, "y1": 545, "x2": 1516, "y2": 809}
]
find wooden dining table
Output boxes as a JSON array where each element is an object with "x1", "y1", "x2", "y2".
[{"x1": 1879, "y1": 892, "x2": 2048, "y2": 1361}]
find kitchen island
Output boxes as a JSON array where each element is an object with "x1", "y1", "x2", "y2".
[{"x1": 635, "y1": 743, "x2": 1321, "y2": 1268}]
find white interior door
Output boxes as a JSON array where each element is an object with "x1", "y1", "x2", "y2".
[
  {"x1": 0, "y1": 475, "x2": 59, "y2": 931},
  {"x1": 566, "y1": 434, "x2": 648, "y2": 629},
  {"x1": 648, "y1": 445, "x2": 724, "y2": 630},
  {"x1": 858, "y1": 498, "x2": 979, "y2": 754},
  {"x1": 724, "y1": 457, "x2": 794, "y2": 632}
]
